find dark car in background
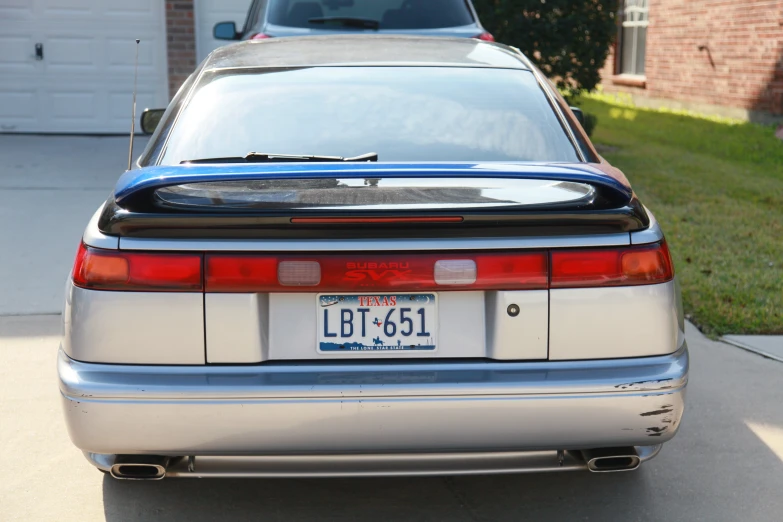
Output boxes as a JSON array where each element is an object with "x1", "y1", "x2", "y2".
[{"x1": 214, "y1": 0, "x2": 494, "y2": 42}]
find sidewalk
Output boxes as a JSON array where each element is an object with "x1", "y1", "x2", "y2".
[{"x1": 722, "y1": 334, "x2": 783, "y2": 363}]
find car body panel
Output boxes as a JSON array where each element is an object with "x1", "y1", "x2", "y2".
[
  {"x1": 82, "y1": 203, "x2": 117, "y2": 250},
  {"x1": 63, "y1": 284, "x2": 205, "y2": 365},
  {"x1": 549, "y1": 279, "x2": 683, "y2": 360},
  {"x1": 206, "y1": 36, "x2": 526, "y2": 71},
  {"x1": 111, "y1": 232, "x2": 633, "y2": 252},
  {"x1": 205, "y1": 290, "x2": 547, "y2": 363},
  {"x1": 113, "y1": 163, "x2": 634, "y2": 208},
  {"x1": 485, "y1": 290, "x2": 548, "y2": 360},
  {"x1": 59, "y1": 345, "x2": 687, "y2": 454}
]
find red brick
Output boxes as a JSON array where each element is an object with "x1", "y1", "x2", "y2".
[
  {"x1": 165, "y1": 0, "x2": 197, "y2": 98},
  {"x1": 602, "y1": 0, "x2": 783, "y2": 115}
]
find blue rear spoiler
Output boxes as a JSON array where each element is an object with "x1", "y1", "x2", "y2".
[{"x1": 113, "y1": 162, "x2": 634, "y2": 211}]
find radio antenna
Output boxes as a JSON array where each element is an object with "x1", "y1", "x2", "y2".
[{"x1": 127, "y1": 39, "x2": 140, "y2": 171}]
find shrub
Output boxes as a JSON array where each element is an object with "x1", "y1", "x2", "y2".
[{"x1": 473, "y1": 0, "x2": 619, "y2": 96}]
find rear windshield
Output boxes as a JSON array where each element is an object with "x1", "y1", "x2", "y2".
[
  {"x1": 267, "y1": 0, "x2": 475, "y2": 29},
  {"x1": 160, "y1": 67, "x2": 579, "y2": 165}
]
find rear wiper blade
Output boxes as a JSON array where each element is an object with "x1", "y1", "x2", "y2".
[
  {"x1": 182, "y1": 152, "x2": 378, "y2": 164},
  {"x1": 308, "y1": 16, "x2": 380, "y2": 30}
]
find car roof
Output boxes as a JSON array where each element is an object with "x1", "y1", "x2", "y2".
[{"x1": 203, "y1": 35, "x2": 531, "y2": 71}]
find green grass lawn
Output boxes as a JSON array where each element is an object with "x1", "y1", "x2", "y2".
[{"x1": 576, "y1": 95, "x2": 783, "y2": 336}]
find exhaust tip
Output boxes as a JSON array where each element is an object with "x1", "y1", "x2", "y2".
[
  {"x1": 587, "y1": 455, "x2": 641, "y2": 472},
  {"x1": 109, "y1": 456, "x2": 169, "y2": 480},
  {"x1": 582, "y1": 447, "x2": 641, "y2": 473}
]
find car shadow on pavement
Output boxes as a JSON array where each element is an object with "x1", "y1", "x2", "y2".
[
  {"x1": 98, "y1": 325, "x2": 783, "y2": 522},
  {"x1": 101, "y1": 470, "x2": 652, "y2": 521}
]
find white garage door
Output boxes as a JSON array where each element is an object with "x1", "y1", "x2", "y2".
[
  {"x1": 0, "y1": 0, "x2": 168, "y2": 134},
  {"x1": 196, "y1": 0, "x2": 252, "y2": 62}
]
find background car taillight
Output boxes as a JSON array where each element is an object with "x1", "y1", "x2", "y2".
[
  {"x1": 72, "y1": 243, "x2": 202, "y2": 291},
  {"x1": 71, "y1": 242, "x2": 673, "y2": 293},
  {"x1": 249, "y1": 33, "x2": 272, "y2": 40},
  {"x1": 475, "y1": 32, "x2": 495, "y2": 42}
]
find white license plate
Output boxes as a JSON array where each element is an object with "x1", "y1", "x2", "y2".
[{"x1": 317, "y1": 294, "x2": 437, "y2": 352}]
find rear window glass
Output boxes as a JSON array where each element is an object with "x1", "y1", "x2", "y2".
[
  {"x1": 267, "y1": 0, "x2": 474, "y2": 29},
  {"x1": 160, "y1": 67, "x2": 579, "y2": 165}
]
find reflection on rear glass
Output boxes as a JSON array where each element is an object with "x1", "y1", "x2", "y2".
[
  {"x1": 161, "y1": 67, "x2": 579, "y2": 165},
  {"x1": 154, "y1": 178, "x2": 595, "y2": 211}
]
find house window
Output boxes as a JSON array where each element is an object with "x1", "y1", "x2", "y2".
[{"x1": 619, "y1": 0, "x2": 649, "y2": 76}]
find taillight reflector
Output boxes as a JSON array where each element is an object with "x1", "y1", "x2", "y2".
[
  {"x1": 551, "y1": 242, "x2": 673, "y2": 288},
  {"x1": 434, "y1": 259, "x2": 476, "y2": 285},
  {"x1": 72, "y1": 244, "x2": 203, "y2": 291},
  {"x1": 278, "y1": 260, "x2": 321, "y2": 286},
  {"x1": 476, "y1": 32, "x2": 495, "y2": 42},
  {"x1": 205, "y1": 252, "x2": 548, "y2": 292}
]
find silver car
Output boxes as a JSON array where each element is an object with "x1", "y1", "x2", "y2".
[{"x1": 59, "y1": 36, "x2": 688, "y2": 480}]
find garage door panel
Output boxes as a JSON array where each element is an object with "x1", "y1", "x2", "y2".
[
  {"x1": 41, "y1": 0, "x2": 95, "y2": 16},
  {"x1": 0, "y1": 89, "x2": 38, "y2": 122},
  {"x1": 46, "y1": 36, "x2": 98, "y2": 70},
  {"x1": 103, "y1": 0, "x2": 157, "y2": 17},
  {"x1": 0, "y1": 0, "x2": 34, "y2": 19},
  {"x1": 0, "y1": 0, "x2": 167, "y2": 133},
  {"x1": 49, "y1": 91, "x2": 101, "y2": 124},
  {"x1": 108, "y1": 89, "x2": 158, "y2": 125},
  {"x1": 106, "y1": 36, "x2": 160, "y2": 73},
  {"x1": 0, "y1": 35, "x2": 38, "y2": 72}
]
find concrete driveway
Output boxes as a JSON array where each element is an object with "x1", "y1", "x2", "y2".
[
  {"x1": 2, "y1": 318, "x2": 782, "y2": 521},
  {"x1": 1, "y1": 135, "x2": 782, "y2": 521},
  {"x1": 0, "y1": 135, "x2": 146, "y2": 315}
]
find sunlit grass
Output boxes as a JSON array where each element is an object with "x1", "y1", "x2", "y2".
[{"x1": 574, "y1": 95, "x2": 783, "y2": 336}]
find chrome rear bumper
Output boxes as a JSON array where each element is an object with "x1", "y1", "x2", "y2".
[{"x1": 59, "y1": 345, "x2": 687, "y2": 468}]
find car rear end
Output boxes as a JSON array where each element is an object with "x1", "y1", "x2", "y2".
[
  {"x1": 60, "y1": 164, "x2": 686, "y2": 479},
  {"x1": 58, "y1": 39, "x2": 687, "y2": 479}
]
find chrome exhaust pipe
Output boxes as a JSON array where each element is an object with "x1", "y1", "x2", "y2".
[
  {"x1": 109, "y1": 456, "x2": 170, "y2": 480},
  {"x1": 581, "y1": 447, "x2": 641, "y2": 473}
]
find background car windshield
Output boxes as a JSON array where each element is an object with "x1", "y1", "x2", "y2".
[
  {"x1": 161, "y1": 67, "x2": 579, "y2": 165},
  {"x1": 267, "y1": 0, "x2": 475, "y2": 29}
]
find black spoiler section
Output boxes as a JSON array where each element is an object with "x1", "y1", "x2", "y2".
[{"x1": 100, "y1": 163, "x2": 649, "y2": 239}]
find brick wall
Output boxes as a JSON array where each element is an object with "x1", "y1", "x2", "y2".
[
  {"x1": 165, "y1": 0, "x2": 197, "y2": 98},
  {"x1": 601, "y1": 0, "x2": 783, "y2": 120}
]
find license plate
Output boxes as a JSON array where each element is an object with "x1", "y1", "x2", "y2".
[{"x1": 317, "y1": 294, "x2": 437, "y2": 352}]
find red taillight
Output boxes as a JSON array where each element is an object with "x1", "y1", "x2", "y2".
[
  {"x1": 72, "y1": 244, "x2": 203, "y2": 291},
  {"x1": 476, "y1": 32, "x2": 495, "y2": 42},
  {"x1": 551, "y1": 242, "x2": 673, "y2": 288},
  {"x1": 290, "y1": 216, "x2": 464, "y2": 224},
  {"x1": 249, "y1": 33, "x2": 271, "y2": 40},
  {"x1": 205, "y1": 252, "x2": 548, "y2": 292},
  {"x1": 71, "y1": 242, "x2": 672, "y2": 293}
]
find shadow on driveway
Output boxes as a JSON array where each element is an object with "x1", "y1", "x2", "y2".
[
  {"x1": 99, "y1": 325, "x2": 783, "y2": 522},
  {"x1": 101, "y1": 471, "x2": 654, "y2": 522}
]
